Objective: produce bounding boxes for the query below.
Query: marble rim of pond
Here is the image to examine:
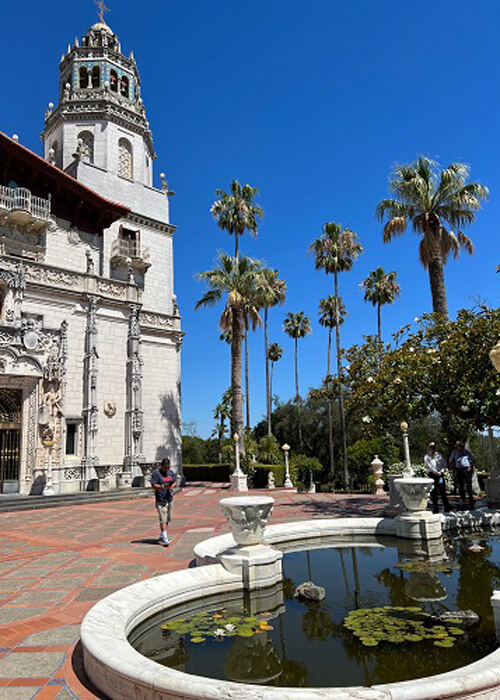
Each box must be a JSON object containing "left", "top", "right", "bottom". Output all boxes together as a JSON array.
[{"left": 81, "top": 515, "right": 500, "bottom": 700}]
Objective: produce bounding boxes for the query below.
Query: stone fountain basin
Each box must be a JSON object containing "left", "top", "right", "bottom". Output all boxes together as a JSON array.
[{"left": 81, "top": 516, "right": 500, "bottom": 700}]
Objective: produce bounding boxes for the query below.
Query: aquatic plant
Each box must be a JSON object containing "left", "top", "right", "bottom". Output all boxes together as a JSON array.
[
  {"left": 343, "top": 605, "right": 466, "bottom": 648},
  {"left": 160, "top": 608, "right": 275, "bottom": 644},
  {"left": 396, "top": 560, "right": 459, "bottom": 574}
]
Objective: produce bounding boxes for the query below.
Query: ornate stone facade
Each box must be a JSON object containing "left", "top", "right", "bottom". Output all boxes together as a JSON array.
[{"left": 0, "top": 16, "right": 182, "bottom": 495}]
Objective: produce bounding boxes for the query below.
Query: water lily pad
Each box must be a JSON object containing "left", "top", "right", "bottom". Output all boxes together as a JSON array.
[
  {"left": 434, "top": 639, "right": 455, "bottom": 647},
  {"left": 190, "top": 636, "right": 206, "bottom": 643},
  {"left": 238, "top": 628, "right": 255, "bottom": 637},
  {"left": 448, "top": 627, "right": 465, "bottom": 635}
]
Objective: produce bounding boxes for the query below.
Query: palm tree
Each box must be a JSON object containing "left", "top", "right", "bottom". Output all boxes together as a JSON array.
[
  {"left": 376, "top": 157, "right": 488, "bottom": 318},
  {"left": 360, "top": 267, "right": 400, "bottom": 343},
  {"left": 309, "top": 222, "right": 363, "bottom": 487},
  {"left": 318, "top": 295, "right": 347, "bottom": 376},
  {"left": 267, "top": 342, "right": 283, "bottom": 428},
  {"left": 211, "top": 387, "right": 232, "bottom": 462},
  {"left": 256, "top": 268, "right": 287, "bottom": 435},
  {"left": 283, "top": 311, "right": 311, "bottom": 448},
  {"left": 318, "top": 295, "right": 346, "bottom": 478},
  {"left": 196, "top": 253, "right": 264, "bottom": 452},
  {"left": 210, "top": 180, "right": 264, "bottom": 261}
]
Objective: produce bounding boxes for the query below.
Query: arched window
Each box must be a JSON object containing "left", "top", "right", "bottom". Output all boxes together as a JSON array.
[
  {"left": 120, "top": 75, "right": 129, "bottom": 98},
  {"left": 79, "top": 67, "right": 89, "bottom": 89},
  {"left": 118, "top": 138, "right": 133, "bottom": 179},
  {"left": 78, "top": 131, "right": 94, "bottom": 164},
  {"left": 91, "top": 66, "right": 100, "bottom": 88},
  {"left": 110, "top": 69, "right": 118, "bottom": 93}
]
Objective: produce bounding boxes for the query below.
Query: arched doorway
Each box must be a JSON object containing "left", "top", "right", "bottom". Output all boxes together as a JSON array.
[{"left": 0, "top": 388, "right": 21, "bottom": 491}]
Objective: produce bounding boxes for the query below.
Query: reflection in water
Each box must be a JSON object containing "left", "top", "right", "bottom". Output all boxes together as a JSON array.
[
  {"left": 131, "top": 534, "right": 500, "bottom": 688},
  {"left": 225, "top": 631, "right": 282, "bottom": 683}
]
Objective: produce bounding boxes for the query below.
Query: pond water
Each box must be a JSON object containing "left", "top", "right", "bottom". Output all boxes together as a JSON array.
[{"left": 129, "top": 535, "right": 500, "bottom": 688}]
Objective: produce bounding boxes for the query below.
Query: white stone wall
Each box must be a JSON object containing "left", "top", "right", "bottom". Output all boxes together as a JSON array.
[
  {"left": 141, "top": 334, "right": 181, "bottom": 472},
  {"left": 94, "top": 307, "right": 128, "bottom": 463},
  {"left": 43, "top": 218, "right": 101, "bottom": 274}
]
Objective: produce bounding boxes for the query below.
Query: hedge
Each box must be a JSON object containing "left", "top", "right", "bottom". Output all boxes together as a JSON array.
[
  {"left": 251, "top": 464, "right": 285, "bottom": 488},
  {"left": 182, "top": 464, "right": 231, "bottom": 482}
]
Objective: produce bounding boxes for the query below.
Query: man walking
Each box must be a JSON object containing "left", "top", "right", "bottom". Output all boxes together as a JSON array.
[
  {"left": 150, "top": 457, "right": 177, "bottom": 546},
  {"left": 424, "top": 442, "right": 450, "bottom": 513},
  {"left": 448, "top": 441, "right": 475, "bottom": 510}
]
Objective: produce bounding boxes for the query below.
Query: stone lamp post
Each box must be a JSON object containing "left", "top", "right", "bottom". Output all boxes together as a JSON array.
[
  {"left": 282, "top": 443, "right": 294, "bottom": 489},
  {"left": 230, "top": 433, "right": 248, "bottom": 492},
  {"left": 400, "top": 421, "right": 413, "bottom": 477}
]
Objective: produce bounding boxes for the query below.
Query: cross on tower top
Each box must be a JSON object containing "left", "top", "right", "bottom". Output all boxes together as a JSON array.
[{"left": 94, "top": 0, "right": 110, "bottom": 24}]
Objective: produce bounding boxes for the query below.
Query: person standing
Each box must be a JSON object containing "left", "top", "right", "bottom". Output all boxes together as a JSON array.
[
  {"left": 150, "top": 457, "right": 177, "bottom": 546},
  {"left": 424, "top": 442, "right": 450, "bottom": 513},
  {"left": 448, "top": 441, "right": 475, "bottom": 510}
]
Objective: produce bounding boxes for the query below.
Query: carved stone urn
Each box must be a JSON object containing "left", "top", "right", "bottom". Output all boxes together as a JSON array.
[
  {"left": 394, "top": 477, "right": 434, "bottom": 513},
  {"left": 220, "top": 496, "right": 274, "bottom": 546}
]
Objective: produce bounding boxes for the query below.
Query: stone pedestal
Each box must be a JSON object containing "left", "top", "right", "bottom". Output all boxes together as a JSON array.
[
  {"left": 395, "top": 511, "right": 442, "bottom": 540},
  {"left": 219, "top": 496, "right": 282, "bottom": 590},
  {"left": 117, "top": 471, "right": 133, "bottom": 489},
  {"left": 230, "top": 470, "right": 248, "bottom": 491},
  {"left": 220, "top": 544, "right": 283, "bottom": 590},
  {"left": 388, "top": 474, "right": 404, "bottom": 508},
  {"left": 491, "top": 590, "right": 500, "bottom": 642},
  {"left": 485, "top": 475, "right": 500, "bottom": 507}
]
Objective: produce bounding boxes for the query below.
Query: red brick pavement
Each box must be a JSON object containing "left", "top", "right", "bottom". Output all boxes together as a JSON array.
[{"left": 0, "top": 485, "right": 389, "bottom": 698}]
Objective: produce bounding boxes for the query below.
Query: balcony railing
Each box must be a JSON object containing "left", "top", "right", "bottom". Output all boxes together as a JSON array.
[
  {"left": 0, "top": 186, "right": 51, "bottom": 222},
  {"left": 110, "top": 237, "right": 151, "bottom": 274}
]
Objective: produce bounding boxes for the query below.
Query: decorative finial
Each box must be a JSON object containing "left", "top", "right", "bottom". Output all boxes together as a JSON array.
[{"left": 94, "top": 0, "right": 110, "bottom": 23}]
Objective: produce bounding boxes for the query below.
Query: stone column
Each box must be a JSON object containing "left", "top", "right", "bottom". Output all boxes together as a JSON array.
[
  {"left": 124, "top": 304, "right": 144, "bottom": 482},
  {"left": 82, "top": 295, "right": 99, "bottom": 484}
]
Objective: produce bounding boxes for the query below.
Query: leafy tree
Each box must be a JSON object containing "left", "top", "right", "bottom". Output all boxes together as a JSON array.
[
  {"left": 360, "top": 267, "right": 400, "bottom": 343},
  {"left": 318, "top": 295, "right": 346, "bottom": 478},
  {"left": 196, "top": 254, "right": 265, "bottom": 453},
  {"left": 255, "top": 268, "right": 287, "bottom": 435},
  {"left": 309, "top": 222, "right": 363, "bottom": 487},
  {"left": 210, "top": 179, "right": 263, "bottom": 261},
  {"left": 343, "top": 306, "right": 500, "bottom": 452},
  {"left": 283, "top": 311, "right": 311, "bottom": 448},
  {"left": 376, "top": 157, "right": 488, "bottom": 318},
  {"left": 257, "top": 434, "right": 283, "bottom": 464}
]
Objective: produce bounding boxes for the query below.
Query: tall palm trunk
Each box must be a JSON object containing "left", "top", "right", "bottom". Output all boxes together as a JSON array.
[
  {"left": 234, "top": 232, "right": 239, "bottom": 262},
  {"left": 244, "top": 325, "right": 250, "bottom": 430},
  {"left": 264, "top": 308, "right": 271, "bottom": 435},
  {"left": 231, "top": 307, "right": 244, "bottom": 453},
  {"left": 427, "top": 224, "right": 449, "bottom": 318},
  {"left": 270, "top": 361, "right": 275, "bottom": 418},
  {"left": 334, "top": 272, "right": 349, "bottom": 487},
  {"left": 377, "top": 303, "right": 382, "bottom": 344},
  {"left": 294, "top": 337, "right": 303, "bottom": 449},
  {"left": 428, "top": 257, "right": 449, "bottom": 318},
  {"left": 327, "top": 327, "right": 335, "bottom": 479}
]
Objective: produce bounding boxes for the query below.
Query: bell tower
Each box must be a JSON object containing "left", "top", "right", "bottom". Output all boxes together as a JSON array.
[{"left": 41, "top": 16, "right": 155, "bottom": 193}]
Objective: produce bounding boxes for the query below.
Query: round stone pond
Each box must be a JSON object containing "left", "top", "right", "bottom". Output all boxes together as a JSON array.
[
  {"left": 81, "top": 514, "right": 500, "bottom": 699},
  {"left": 129, "top": 535, "right": 500, "bottom": 689}
]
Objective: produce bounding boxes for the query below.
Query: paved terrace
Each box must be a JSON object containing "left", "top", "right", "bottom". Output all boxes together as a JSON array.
[{"left": 0, "top": 485, "right": 392, "bottom": 699}]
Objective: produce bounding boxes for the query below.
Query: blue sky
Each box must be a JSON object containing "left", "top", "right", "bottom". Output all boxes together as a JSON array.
[{"left": 2, "top": 0, "right": 498, "bottom": 437}]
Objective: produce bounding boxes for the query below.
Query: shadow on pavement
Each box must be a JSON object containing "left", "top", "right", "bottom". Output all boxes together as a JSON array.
[{"left": 72, "top": 640, "right": 110, "bottom": 699}]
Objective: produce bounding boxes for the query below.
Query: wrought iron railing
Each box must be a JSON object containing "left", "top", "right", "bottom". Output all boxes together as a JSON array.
[{"left": 0, "top": 186, "right": 51, "bottom": 221}]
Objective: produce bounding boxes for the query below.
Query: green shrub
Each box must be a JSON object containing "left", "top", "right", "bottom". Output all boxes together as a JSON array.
[
  {"left": 182, "top": 464, "right": 231, "bottom": 482},
  {"left": 347, "top": 436, "right": 399, "bottom": 487},
  {"left": 290, "top": 454, "right": 323, "bottom": 484},
  {"left": 252, "top": 464, "right": 285, "bottom": 488}
]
